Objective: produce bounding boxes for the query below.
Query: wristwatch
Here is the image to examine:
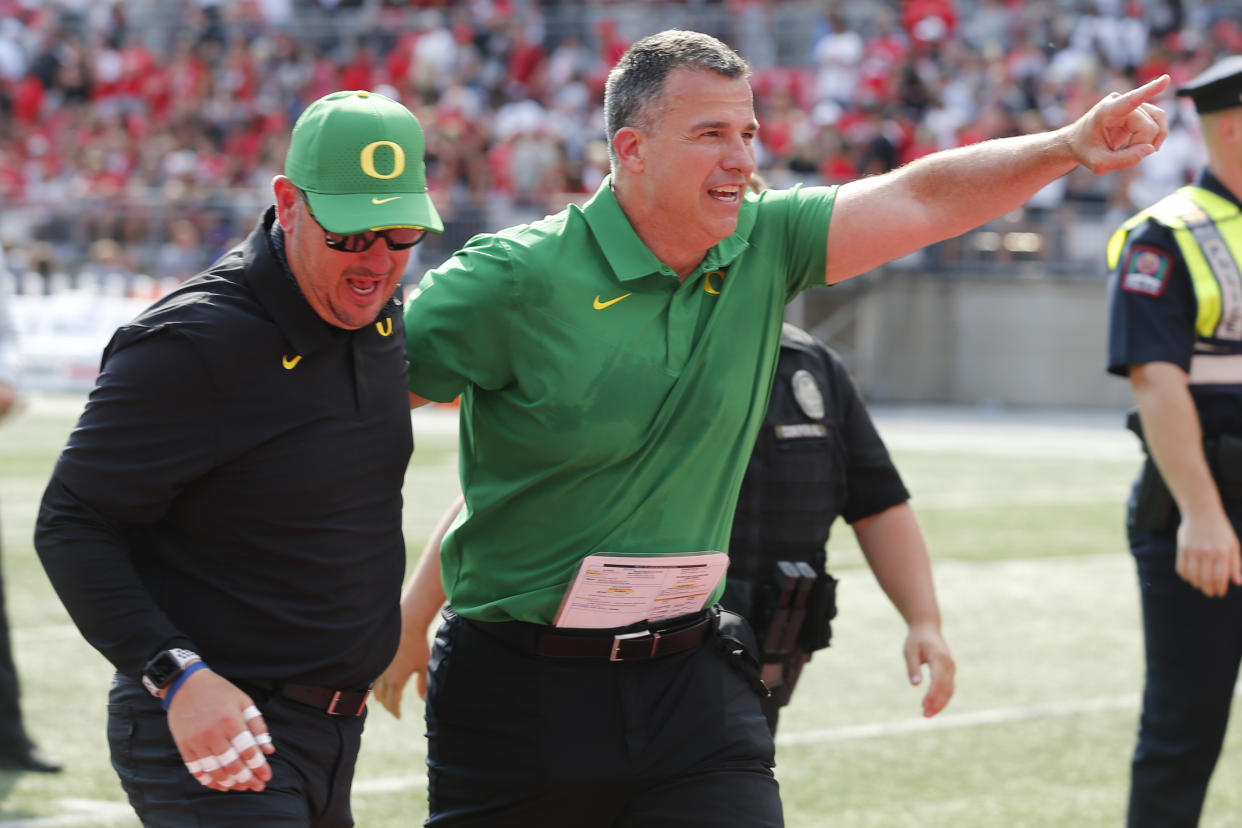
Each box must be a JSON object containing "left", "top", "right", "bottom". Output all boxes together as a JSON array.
[{"left": 141, "top": 648, "right": 201, "bottom": 698}]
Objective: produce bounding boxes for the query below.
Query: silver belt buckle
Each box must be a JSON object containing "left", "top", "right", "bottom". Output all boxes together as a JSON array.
[{"left": 609, "top": 630, "right": 660, "bottom": 661}]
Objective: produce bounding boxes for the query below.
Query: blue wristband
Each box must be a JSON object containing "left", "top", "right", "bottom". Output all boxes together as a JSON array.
[{"left": 161, "top": 661, "right": 209, "bottom": 711}]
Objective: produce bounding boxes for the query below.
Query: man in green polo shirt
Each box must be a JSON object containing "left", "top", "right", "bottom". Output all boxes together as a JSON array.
[{"left": 388, "top": 29, "right": 1169, "bottom": 827}]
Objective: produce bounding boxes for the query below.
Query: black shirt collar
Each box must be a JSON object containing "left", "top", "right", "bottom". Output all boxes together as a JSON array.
[{"left": 245, "top": 206, "right": 340, "bottom": 357}]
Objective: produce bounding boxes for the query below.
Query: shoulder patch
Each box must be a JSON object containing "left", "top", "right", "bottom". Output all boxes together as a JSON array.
[{"left": 1120, "top": 246, "right": 1171, "bottom": 297}]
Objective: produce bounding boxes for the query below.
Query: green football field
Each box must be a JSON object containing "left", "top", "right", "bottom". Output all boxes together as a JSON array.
[{"left": 3, "top": 396, "right": 1242, "bottom": 826}]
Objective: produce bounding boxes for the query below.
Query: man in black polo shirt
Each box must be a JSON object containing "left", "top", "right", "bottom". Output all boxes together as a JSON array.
[{"left": 35, "top": 90, "right": 441, "bottom": 826}]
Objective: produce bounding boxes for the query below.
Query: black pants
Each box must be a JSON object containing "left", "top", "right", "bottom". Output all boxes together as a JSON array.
[
  {"left": 1128, "top": 524, "right": 1242, "bottom": 828},
  {"left": 425, "top": 607, "right": 782, "bottom": 827},
  {"left": 107, "top": 674, "right": 365, "bottom": 827}
]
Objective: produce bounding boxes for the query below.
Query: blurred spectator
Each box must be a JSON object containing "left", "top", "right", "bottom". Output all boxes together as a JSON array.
[
  {"left": 903, "top": 0, "right": 958, "bottom": 48},
  {"left": 79, "top": 238, "right": 137, "bottom": 295},
  {"left": 810, "top": 9, "right": 863, "bottom": 107},
  {"left": 1, "top": 0, "right": 1240, "bottom": 289},
  {"left": 154, "top": 218, "right": 207, "bottom": 283}
]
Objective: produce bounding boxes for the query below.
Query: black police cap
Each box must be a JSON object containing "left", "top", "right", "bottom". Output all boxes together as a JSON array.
[{"left": 1176, "top": 55, "right": 1242, "bottom": 114}]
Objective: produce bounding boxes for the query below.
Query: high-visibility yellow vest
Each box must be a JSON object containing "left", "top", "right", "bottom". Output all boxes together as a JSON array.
[{"left": 1107, "top": 185, "right": 1242, "bottom": 385}]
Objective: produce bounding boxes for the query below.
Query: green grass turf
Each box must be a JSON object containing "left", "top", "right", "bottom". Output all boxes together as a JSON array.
[{"left": 4, "top": 397, "right": 1242, "bottom": 826}]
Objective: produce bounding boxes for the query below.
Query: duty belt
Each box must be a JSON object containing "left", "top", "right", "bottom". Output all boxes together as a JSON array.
[{"left": 465, "top": 608, "right": 716, "bottom": 662}]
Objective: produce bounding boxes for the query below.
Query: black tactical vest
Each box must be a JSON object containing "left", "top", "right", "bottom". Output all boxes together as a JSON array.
[{"left": 724, "top": 325, "right": 843, "bottom": 619}]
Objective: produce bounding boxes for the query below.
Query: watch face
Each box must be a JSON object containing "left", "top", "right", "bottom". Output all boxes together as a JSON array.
[
  {"left": 144, "top": 651, "right": 182, "bottom": 689},
  {"left": 142, "top": 648, "right": 197, "bottom": 692}
]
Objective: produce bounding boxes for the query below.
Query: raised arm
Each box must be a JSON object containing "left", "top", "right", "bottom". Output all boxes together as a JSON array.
[{"left": 824, "top": 75, "right": 1170, "bottom": 284}]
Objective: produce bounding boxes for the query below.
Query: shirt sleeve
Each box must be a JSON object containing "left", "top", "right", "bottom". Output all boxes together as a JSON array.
[
  {"left": 1106, "top": 221, "right": 1197, "bottom": 377},
  {"left": 752, "top": 185, "right": 837, "bottom": 302},
  {"left": 826, "top": 345, "right": 910, "bottom": 524},
  {"left": 404, "top": 234, "right": 516, "bottom": 402},
  {"left": 35, "top": 327, "right": 217, "bottom": 676},
  {"left": 784, "top": 185, "right": 836, "bottom": 301}
]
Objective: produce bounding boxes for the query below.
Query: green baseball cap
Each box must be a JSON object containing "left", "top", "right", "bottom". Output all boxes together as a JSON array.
[{"left": 284, "top": 90, "right": 443, "bottom": 235}]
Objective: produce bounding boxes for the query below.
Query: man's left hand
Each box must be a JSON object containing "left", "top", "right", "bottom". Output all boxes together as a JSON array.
[
  {"left": 166, "top": 669, "right": 276, "bottom": 793},
  {"left": 374, "top": 631, "right": 432, "bottom": 719},
  {"left": 905, "top": 622, "right": 955, "bottom": 718}
]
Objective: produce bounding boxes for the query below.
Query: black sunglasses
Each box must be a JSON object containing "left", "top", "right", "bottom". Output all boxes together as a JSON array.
[{"left": 299, "top": 190, "right": 427, "bottom": 252}]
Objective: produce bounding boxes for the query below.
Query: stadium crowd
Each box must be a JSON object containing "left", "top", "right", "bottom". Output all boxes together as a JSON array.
[{"left": 0, "top": 0, "right": 1239, "bottom": 293}]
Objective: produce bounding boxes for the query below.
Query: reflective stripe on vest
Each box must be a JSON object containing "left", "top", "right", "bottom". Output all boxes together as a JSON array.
[{"left": 1106, "top": 186, "right": 1242, "bottom": 348}]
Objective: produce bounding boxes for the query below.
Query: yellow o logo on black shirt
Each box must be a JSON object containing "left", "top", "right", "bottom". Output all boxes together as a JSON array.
[{"left": 360, "top": 141, "right": 406, "bottom": 180}]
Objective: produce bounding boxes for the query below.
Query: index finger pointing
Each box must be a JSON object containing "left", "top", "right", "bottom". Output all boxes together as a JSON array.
[{"left": 1116, "top": 74, "right": 1171, "bottom": 109}]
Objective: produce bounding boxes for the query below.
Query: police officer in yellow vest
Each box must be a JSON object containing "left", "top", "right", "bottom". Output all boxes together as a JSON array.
[{"left": 1106, "top": 55, "right": 1242, "bottom": 828}]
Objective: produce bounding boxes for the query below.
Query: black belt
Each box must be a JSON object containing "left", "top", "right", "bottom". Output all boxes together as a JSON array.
[
  {"left": 466, "top": 608, "right": 716, "bottom": 662},
  {"left": 237, "top": 679, "right": 371, "bottom": 717}
]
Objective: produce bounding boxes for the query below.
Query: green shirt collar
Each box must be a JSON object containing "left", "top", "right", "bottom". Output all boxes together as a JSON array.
[{"left": 582, "top": 175, "right": 754, "bottom": 283}]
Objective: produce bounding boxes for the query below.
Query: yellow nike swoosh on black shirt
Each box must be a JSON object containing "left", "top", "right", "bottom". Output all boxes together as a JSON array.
[{"left": 282, "top": 355, "right": 302, "bottom": 370}]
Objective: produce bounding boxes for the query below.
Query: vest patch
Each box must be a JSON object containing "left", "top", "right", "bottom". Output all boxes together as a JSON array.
[{"left": 1121, "top": 246, "right": 1171, "bottom": 296}]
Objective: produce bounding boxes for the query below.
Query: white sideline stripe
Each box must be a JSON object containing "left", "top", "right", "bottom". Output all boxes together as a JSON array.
[
  {"left": 351, "top": 696, "right": 1147, "bottom": 796},
  {"left": 353, "top": 775, "right": 428, "bottom": 794},
  {"left": 776, "top": 694, "right": 1141, "bottom": 747},
  {"left": 0, "top": 693, "right": 1196, "bottom": 822},
  {"left": 0, "top": 798, "right": 135, "bottom": 826}
]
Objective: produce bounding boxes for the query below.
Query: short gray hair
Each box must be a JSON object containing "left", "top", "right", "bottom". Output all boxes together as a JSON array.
[{"left": 603, "top": 30, "right": 750, "bottom": 167}]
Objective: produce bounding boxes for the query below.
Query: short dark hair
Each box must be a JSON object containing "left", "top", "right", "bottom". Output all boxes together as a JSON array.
[{"left": 603, "top": 30, "right": 750, "bottom": 167}]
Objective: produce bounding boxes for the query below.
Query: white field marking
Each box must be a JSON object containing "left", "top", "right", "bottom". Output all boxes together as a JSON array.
[
  {"left": 0, "top": 798, "right": 136, "bottom": 827},
  {"left": 406, "top": 402, "right": 1143, "bottom": 460},
  {"left": 913, "top": 486, "right": 1124, "bottom": 510},
  {"left": 352, "top": 694, "right": 1146, "bottom": 794},
  {"left": 410, "top": 405, "right": 460, "bottom": 437},
  {"left": 21, "top": 394, "right": 88, "bottom": 419},
  {"left": 776, "top": 693, "right": 1141, "bottom": 747},
  {"left": 352, "top": 775, "right": 427, "bottom": 795},
  {"left": 27, "top": 396, "right": 1135, "bottom": 457},
  {"left": 870, "top": 406, "right": 1140, "bottom": 461}
]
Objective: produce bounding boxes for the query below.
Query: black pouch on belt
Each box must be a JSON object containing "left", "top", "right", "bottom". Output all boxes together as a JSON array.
[
  {"left": 1210, "top": 434, "right": 1242, "bottom": 504},
  {"left": 1131, "top": 457, "right": 1176, "bottom": 533},
  {"left": 714, "top": 607, "right": 770, "bottom": 698},
  {"left": 1126, "top": 410, "right": 1176, "bottom": 533},
  {"left": 798, "top": 571, "right": 839, "bottom": 653}
]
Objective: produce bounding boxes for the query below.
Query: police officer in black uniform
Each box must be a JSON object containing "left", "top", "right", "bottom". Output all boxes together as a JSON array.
[
  {"left": 1105, "top": 55, "right": 1242, "bottom": 828},
  {"left": 721, "top": 322, "right": 955, "bottom": 733},
  {"left": 34, "top": 90, "right": 442, "bottom": 826}
]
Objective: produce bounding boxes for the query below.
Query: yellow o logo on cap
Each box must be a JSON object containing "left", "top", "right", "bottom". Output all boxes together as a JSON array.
[{"left": 360, "top": 141, "right": 406, "bottom": 180}]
